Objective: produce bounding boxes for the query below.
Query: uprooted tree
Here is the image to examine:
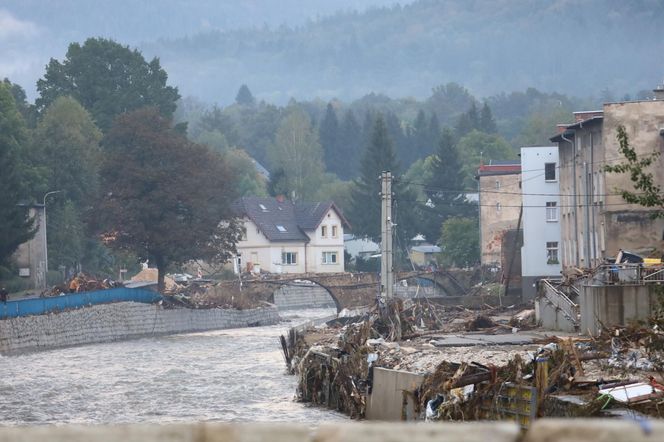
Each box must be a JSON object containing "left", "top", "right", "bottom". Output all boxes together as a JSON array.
[
  {"left": 96, "top": 107, "right": 243, "bottom": 291},
  {"left": 604, "top": 125, "right": 664, "bottom": 218}
]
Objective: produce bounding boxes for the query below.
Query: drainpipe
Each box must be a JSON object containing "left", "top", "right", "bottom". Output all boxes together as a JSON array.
[
  {"left": 590, "top": 131, "right": 597, "bottom": 265},
  {"left": 561, "top": 130, "right": 579, "bottom": 267},
  {"left": 583, "top": 160, "right": 592, "bottom": 267}
]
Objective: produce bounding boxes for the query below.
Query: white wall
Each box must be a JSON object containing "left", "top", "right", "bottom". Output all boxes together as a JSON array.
[
  {"left": 521, "top": 146, "right": 562, "bottom": 278},
  {"left": 306, "top": 208, "right": 345, "bottom": 273}
]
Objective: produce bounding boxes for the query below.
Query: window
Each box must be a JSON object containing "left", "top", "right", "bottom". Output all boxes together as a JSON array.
[
  {"left": 495, "top": 180, "right": 501, "bottom": 190},
  {"left": 321, "top": 225, "right": 327, "bottom": 237},
  {"left": 496, "top": 202, "right": 501, "bottom": 213},
  {"left": 282, "top": 252, "right": 297, "bottom": 265},
  {"left": 547, "top": 242, "right": 559, "bottom": 264},
  {"left": 546, "top": 202, "right": 558, "bottom": 222},
  {"left": 332, "top": 225, "right": 338, "bottom": 237},
  {"left": 276, "top": 225, "right": 287, "bottom": 232},
  {"left": 545, "top": 163, "right": 556, "bottom": 181},
  {"left": 322, "top": 251, "right": 338, "bottom": 264}
]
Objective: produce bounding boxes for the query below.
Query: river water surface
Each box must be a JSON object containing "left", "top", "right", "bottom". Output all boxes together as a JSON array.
[{"left": 0, "top": 308, "right": 346, "bottom": 425}]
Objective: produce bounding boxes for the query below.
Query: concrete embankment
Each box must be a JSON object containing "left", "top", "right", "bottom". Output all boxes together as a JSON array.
[
  {"left": 272, "top": 282, "right": 337, "bottom": 310},
  {"left": 0, "top": 302, "right": 279, "bottom": 355},
  {"left": 0, "top": 420, "right": 661, "bottom": 442}
]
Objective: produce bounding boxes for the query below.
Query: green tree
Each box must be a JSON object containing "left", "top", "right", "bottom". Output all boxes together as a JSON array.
[
  {"left": 97, "top": 107, "right": 243, "bottom": 291},
  {"left": 440, "top": 217, "right": 479, "bottom": 267},
  {"left": 32, "top": 96, "right": 103, "bottom": 272},
  {"left": 0, "top": 83, "right": 36, "bottom": 266},
  {"left": 268, "top": 107, "right": 324, "bottom": 201},
  {"left": 319, "top": 103, "right": 341, "bottom": 176},
  {"left": 605, "top": 125, "right": 664, "bottom": 217},
  {"left": 235, "top": 84, "right": 256, "bottom": 106},
  {"left": 36, "top": 38, "right": 180, "bottom": 131},
  {"left": 479, "top": 102, "right": 497, "bottom": 133},
  {"left": 349, "top": 115, "right": 417, "bottom": 243},
  {"left": 3, "top": 78, "right": 36, "bottom": 126},
  {"left": 455, "top": 102, "right": 480, "bottom": 138},
  {"left": 223, "top": 148, "right": 268, "bottom": 197},
  {"left": 418, "top": 128, "right": 475, "bottom": 242},
  {"left": 338, "top": 109, "right": 362, "bottom": 179},
  {"left": 456, "top": 130, "right": 516, "bottom": 188}
]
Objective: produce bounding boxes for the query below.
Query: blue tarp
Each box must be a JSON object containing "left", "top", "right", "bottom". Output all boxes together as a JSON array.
[{"left": 0, "top": 288, "right": 162, "bottom": 320}]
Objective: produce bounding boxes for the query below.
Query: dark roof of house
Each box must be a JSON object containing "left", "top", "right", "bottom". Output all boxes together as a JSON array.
[{"left": 232, "top": 197, "right": 350, "bottom": 243}]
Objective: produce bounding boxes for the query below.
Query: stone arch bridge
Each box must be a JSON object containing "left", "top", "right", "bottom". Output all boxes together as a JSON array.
[{"left": 220, "top": 269, "right": 480, "bottom": 312}]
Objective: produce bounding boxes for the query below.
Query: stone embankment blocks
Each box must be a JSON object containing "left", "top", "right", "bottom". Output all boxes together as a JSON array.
[
  {"left": 0, "top": 420, "right": 662, "bottom": 442},
  {"left": 0, "top": 302, "right": 279, "bottom": 355}
]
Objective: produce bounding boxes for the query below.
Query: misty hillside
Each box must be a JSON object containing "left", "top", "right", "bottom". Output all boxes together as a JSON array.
[{"left": 140, "top": 0, "right": 664, "bottom": 104}]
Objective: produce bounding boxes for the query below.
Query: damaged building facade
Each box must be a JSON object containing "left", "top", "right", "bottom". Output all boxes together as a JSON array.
[
  {"left": 550, "top": 97, "right": 664, "bottom": 269},
  {"left": 476, "top": 162, "right": 522, "bottom": 268},
  {"left": 539, "top": 86, "right": 664, "bottom": 334}
]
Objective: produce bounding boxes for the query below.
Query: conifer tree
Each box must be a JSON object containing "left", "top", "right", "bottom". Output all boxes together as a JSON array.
[
  {"left": 319, "top": 103, "right": 341, "bottom": 176},
  {"left": 235, "top": 84, "right": 255, "bottom": 106},
  {"left": 338, "top": 109, "right": 362, "bottom": 179},
  {"left": 418, "top": 128, "right": 475, "bottom": 243},
  {"left": 479, "top": 102, "right": 497, "bottom": 133},
  {"left": 349, "top": 115, "right": 417, "bottom": 243}
]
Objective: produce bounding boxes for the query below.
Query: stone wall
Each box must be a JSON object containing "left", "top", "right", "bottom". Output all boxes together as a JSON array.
[
  {"left": 272, "top": 282, "right": 336, "bottom": 310},
  {"left": 0, "top": 302, "right": 279, "bottom": 355},
  {"left": 0, "top": 420, "right": 661, "bottom": 442}
]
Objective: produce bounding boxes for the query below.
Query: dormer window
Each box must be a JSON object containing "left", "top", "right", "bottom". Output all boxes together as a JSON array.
[
  {"left": 276, "top": 225, "right": 287, "bottom": 232},
  {"left": 259, "top": 204, "right": 268, "bottom": 212}
]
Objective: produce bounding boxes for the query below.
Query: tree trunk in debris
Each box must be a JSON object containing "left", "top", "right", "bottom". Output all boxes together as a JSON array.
[{"left": 156, "top": 255, "right": 166, "bottom": 293}]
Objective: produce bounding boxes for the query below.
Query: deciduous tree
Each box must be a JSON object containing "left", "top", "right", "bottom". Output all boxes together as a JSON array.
[
  {"left": 440, "top": 217, "right": 479, "bottom": 268},
  {"left": 97, "top": 108, "right": 242, "bottom": 291},
  {"left": 37, "top": 38, "right": 180, "bottom": 131}
]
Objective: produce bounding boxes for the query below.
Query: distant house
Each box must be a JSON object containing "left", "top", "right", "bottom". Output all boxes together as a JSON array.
[
  {"left": 409, "top": 244, "right": 441, "bottom": 268},
  {"left": 344, "top": 234, "right": 380, "bottom": 262},
  {"left": 231, "top": 196, "right": 350, "bottom": 274}
]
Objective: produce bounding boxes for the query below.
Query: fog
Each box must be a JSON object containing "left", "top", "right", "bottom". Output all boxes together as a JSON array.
[{"left": 1, "top": 0, "right": 663, "bottom": 104}]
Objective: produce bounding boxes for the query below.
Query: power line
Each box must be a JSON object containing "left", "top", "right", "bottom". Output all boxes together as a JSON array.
[{"left": 400, "top": 179, "right": 656, "bottom": 198}]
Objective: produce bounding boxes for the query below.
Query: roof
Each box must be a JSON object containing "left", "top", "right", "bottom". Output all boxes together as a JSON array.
[
  {"left": 411, "top": 245, "right": 442, "bottom": 254},
  {"left": 232, "top": 196, "right": 350, "bottom": 243},
  {"left": 476, "top": 162, "right": 521, "bottom": 177},
  {"left": 550, "top": 116, "right": 604, "bottom": 142}
]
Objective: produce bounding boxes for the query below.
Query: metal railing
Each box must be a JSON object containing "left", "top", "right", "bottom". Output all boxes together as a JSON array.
[
  {"left": 0, "top": 288, "right": 162, "bottom": 320},
  {"left": 540, "top": 279, "right": 580, "bottom": 327},
  {"left": 591, "top": 263, "right": 664, "bottom": 286}
]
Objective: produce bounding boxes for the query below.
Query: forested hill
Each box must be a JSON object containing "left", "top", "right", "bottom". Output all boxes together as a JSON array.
[{"left": 142, "top": 0, "right": 664, "bottom": 104}]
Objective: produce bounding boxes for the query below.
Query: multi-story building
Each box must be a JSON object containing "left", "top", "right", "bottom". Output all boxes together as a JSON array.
[
  {"left": 231, "top": 196, "right": 349, "bottom": 274},
  {"left": 476, "top": 162, "right": 522, "bottom": 267},
  {"left": 520, "top": 146, "right": 561, "bottom": 299},
  {"left": 550, "top": 90, "right": 664, "bottom": 269}
]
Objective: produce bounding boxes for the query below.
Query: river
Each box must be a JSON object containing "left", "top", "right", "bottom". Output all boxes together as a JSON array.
[{"left": 0, "top": 308, "right": 346, "bottom": 425}]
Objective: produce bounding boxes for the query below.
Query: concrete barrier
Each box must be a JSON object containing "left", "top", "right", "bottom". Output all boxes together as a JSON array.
[
  {"left": 0, "top": 302, "right": 279, "bottom": 355},
  {"left": 1, "top": 420, "right": 662, "bottom": 442}
]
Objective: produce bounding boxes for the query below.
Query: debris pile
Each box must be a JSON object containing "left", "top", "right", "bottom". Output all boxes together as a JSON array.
[
  {"left": 283, "top": 297, "right": 664, "bottom": 424},
  {"left": 40, "top": 273, "right": 123, "bottom": 297}
]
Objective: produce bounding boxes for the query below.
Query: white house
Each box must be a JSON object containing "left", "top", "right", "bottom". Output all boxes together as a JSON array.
[
  {"left": 520, "top": 146, "right": 562, "bottom": 299},
  {"left": 232, "top": 196, "right": 349, "bottom": 274}
]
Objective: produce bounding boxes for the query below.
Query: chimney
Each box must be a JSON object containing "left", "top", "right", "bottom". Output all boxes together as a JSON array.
[{"left": 654, "top": 82, "right": 664, "bottom": 101}]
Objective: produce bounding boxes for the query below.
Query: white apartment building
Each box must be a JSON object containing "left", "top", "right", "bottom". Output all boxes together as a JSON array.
[{"left": 520, "top": 146, "right": 562, "bottom": 299}]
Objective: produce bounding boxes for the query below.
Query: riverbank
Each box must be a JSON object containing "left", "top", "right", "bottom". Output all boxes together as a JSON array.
[{"left": 0, "top": 301, "right": 279, "bottom": 355}]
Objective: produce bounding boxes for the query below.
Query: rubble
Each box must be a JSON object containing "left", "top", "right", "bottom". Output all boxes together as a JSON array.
[
  {"left": 40, "top": 273, "right": 123, "bottom": 297},
  {"left": 282, "top": 296, "right": 664, "bottom": 424}
]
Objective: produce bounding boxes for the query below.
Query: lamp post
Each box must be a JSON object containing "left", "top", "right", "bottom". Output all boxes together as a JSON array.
[{"left": 42, "top": 190, "right": 62, "bottom": 277}]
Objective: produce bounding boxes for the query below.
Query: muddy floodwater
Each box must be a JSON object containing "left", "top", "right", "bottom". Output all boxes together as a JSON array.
[{"left": 0, "top": 308, "right": 346, "bottom": 425}]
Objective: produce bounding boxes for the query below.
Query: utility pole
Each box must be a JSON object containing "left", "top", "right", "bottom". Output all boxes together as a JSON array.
[{"left": 380, "top": 171, "right": 394, "bottom": 299}]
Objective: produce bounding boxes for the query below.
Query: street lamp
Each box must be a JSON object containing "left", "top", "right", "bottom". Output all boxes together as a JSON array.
[{"left": 42, "top": 190, "right": 63, "bottom": 277}]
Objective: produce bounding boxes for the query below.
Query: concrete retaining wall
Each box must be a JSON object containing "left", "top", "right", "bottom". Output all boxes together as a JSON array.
[
  {"left": 580, "top": 285, "right": 655, "bottom": 336},
  {"left": 1, "top": 420, "right": 661, "bottom": 442},
  {"left": 273, "top": 283, "right": 336, "bottom": 310},
  {"left": 0, "top": 302, "right": 279, "bottom": 355}
]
